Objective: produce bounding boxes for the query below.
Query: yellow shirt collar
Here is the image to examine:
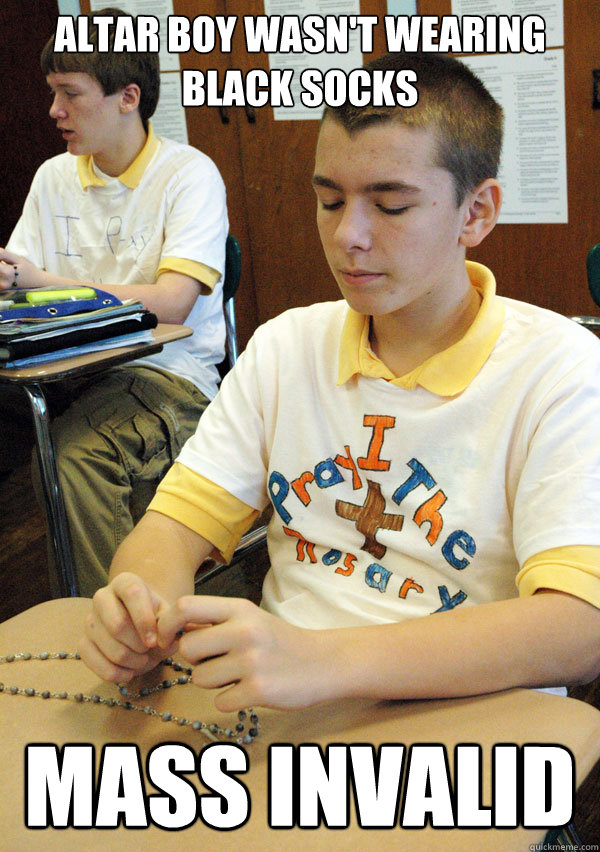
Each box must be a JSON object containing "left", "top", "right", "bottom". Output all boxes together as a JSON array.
[
  {"left": 76, "top": 123, "right": 159, "bottom": 190},
  {"left": 337, "top": 261, "right": 506, "bottom": 397}
]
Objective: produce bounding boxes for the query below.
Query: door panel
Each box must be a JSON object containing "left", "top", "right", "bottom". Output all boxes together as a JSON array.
[
  {"left": 1, "top": 0, "right": 64, "bottom": 247},
  {"left": 174, "top": 0, "right": 259, "bottom": 350},
  {"left": 419, "top": 0, "right": 600, "bottom": 316}
]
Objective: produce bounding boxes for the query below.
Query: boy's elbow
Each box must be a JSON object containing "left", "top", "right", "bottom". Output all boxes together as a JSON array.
[
  {"left": 565, "top": 603, "right": 600, "bottom": 686},
  {"left": 535, "top": 590, "right": 600, "bottom": 687},
  {"left": 154, "top": 294, "right": 196, "bottom": 325},
  {"left": 163, "top": 305, "right": 194, "bottom": 325},
  {"left": 573, "top": 646, "right": 600, "bottom": 686}
]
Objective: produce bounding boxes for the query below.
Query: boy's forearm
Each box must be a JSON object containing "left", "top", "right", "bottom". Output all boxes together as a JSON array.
[
  {"left": 108, "top": 510, "right": 213, "bottom": 604},
  {"left": 319, "top": 592, "right": 600, "bottom": 703},
  {"left": 31, "top": 269, "right": 201, "bottom": 324}
]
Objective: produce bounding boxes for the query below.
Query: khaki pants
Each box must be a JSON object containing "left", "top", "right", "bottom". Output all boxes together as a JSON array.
[{"left": 0, "top": 365, "right": 209, "bottom": 597}]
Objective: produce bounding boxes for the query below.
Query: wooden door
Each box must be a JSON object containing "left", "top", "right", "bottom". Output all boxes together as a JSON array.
[
  {"left": 418, "top": 0, "right": 600, "bottom": 317},
  {"left": 173, "top": 0, "right": 260, "bottom": 351},
  {"left": 1, "top": 0, "right": 63, "bottom": 247}
]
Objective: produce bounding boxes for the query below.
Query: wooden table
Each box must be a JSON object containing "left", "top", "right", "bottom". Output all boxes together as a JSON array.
[
  {"left": 2, "top": 598, "right": 599, "bottom": 852},
  {"left": 0, "top": 325, "right": 192, "bottom": 597}
]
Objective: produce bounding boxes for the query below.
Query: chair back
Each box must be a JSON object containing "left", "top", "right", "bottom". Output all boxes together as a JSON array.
[
  {"left": 222, "top": 234, "right": 242, "bottom": 375},
  {"left": 587, "top": 242, "right": 600, "bottom": 307},
  {"left": 570, "top": 243, "right": 600, "bottom": 331}
]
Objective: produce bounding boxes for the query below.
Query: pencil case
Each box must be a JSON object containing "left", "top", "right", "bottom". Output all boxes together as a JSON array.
[{"left": 0, "top": 287, "right": 121, "bottom": 321}]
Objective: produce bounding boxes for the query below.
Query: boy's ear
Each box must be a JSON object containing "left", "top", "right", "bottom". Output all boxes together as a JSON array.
[
  {"left": 459, "top": 179, "right": 502, "bottom": 248},
  {"left": 119, "top": 83, "right": 141, "bottom": 115}
]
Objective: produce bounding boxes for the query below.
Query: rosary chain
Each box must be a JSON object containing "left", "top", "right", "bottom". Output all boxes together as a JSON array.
[{"left": 0, "top": 652, "right": 260, "bottom": 745}]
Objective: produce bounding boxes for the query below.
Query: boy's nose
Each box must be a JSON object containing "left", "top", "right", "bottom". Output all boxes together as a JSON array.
[
  {"left": 49, "top": 96, "right": 66, "bottom": 120},
  {"left": 334, "top": 204, "right": 372, "bottom": 252}
]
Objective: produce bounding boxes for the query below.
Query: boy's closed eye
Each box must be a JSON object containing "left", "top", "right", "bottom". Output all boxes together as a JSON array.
[
  {"left": 375, "top": 203, "right": 410, "bottom": 215},
  {"left": 320, "top": 199, "right": 344, "bottom": 211}
]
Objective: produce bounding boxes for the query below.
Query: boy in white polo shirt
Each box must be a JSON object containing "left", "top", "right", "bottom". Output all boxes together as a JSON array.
[
  {"left": 0, "top": 8, "right": 228, "bottom": 596},
  {"left": 80, "top": 52, "right": 600, "bottom": 710}
]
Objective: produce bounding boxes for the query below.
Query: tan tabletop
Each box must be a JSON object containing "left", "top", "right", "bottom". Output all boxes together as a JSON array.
[{"left": 2, "top": 598, "right": 600, "bottom": 852}]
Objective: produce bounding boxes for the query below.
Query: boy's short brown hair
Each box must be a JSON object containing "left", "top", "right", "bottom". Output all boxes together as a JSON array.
[
  {"left": 323, "top": 52, "right": 503, "bottom": 206},
  {"left": 41, "top": 7, "right": 159, "bottom": 126}
]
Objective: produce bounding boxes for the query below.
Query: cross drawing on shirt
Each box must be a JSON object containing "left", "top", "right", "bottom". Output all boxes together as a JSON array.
[{"left": 336, "top": 480, "right": 404, "bottom": 559}]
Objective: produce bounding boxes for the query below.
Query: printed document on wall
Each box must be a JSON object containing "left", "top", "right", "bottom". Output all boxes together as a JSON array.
[
  {"left": 263, "top": 0, "right": 363, "bottom": 120},
  {"left": 151, "top": 74, "right": 189, "bottom": 145},
  {"left": 451, "top": 0, "right": 563, "bottom": 47},
  {"left": 89, "top": 0, "right": 179, "bottom": 71},
  {"left": 462, "top": 51, "right": 568, "bottom": 224}
]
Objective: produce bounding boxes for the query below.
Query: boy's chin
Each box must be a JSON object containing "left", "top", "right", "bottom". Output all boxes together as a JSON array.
[
  {"left": 340, "top": 291, "right": 401, "bottom": 318},
  {"left": 65, "top": 137, "right": 87, "bottom": 156}
]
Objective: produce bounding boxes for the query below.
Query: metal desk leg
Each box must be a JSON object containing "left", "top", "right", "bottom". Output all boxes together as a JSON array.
[{"left": 22, "top": 383, "right": 79, "bottom": 598}]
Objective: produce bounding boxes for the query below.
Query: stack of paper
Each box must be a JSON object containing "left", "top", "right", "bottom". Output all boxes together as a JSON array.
[{"left": 0, "top": 290, "right": 157, "bottom": 368}]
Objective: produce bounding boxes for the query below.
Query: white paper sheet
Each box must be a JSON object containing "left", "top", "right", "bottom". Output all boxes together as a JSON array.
[
  {"left": 387, "top": 0, "right": 417, "bottom": 13},
  {"left": 151, "top": 73, "right": 189, "bottom": 145},
  {"left": 263, "top": 0, "right": 363, "bottom": 120},
  {"left": 89, "top": 0, "right": 179, "bottom": 71},
  {"left": 451, "top": 0, "right": 563, "bottom": 48},
  {"left": 463, "top": 51, "right": 568, "bottom": 224}
]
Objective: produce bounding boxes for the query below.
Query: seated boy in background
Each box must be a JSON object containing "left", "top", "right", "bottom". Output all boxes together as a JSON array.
[
  {"left": 80, "top": 53, "right": 600, "bottom": 711},
  {"left": 0, "top": 8, "right": 228, "bottom": 596}
]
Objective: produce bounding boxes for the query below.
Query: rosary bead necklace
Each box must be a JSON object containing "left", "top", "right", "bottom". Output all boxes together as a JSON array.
[{"left": 0, "top": 651, "right": 260, "bottom": 745}]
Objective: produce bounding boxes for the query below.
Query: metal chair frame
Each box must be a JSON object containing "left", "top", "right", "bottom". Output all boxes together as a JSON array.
[
  {"left": 194, "top": 523, "right": 268, "bottom": 592},
  {"left": 222, "top": 234, "right": 242, "bottom": 373},
  {"left": 571, "top": 243, "right": 600, "bottom": 330}
]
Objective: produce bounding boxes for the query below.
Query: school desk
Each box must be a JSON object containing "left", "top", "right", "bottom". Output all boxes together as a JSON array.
[
  {"left": 0, "top": 324, "right": 192, "bottom": 598},
  {"left": 1, "top": 597, "right": 599, "bottom": 852}
]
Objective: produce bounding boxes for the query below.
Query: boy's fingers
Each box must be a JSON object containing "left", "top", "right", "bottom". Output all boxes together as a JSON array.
[
  {"left": 94, "top": 574, "right": 160, "bottom": 649},
  {"left": 115, "top": 575, "right": 163, "bottom": 647},
  {"left": 78, "top": 635, "right": 138, "bottom": 684},
  {"left": 92, "top": 590, "right": 148, "bottom": 654},
  {"left": 157, "top": 596, "right": 243, "bottom": 647},
  {"left": 85, "top": 609, "right": 159, "bottom": 671},
  {"left": 189, "top": 652, "right": 239, "bottom": 690},
  {"left": 213, "top": 681, "right": 255, "bottom": 714},
  {"left": 177, "top": 622, "right": 235, "bottom": 665}
]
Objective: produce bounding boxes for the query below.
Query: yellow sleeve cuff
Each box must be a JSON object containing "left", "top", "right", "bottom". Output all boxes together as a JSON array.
[
  {"left": 148, "top": 462, "right": 259, "bottom": 563},
  {"left": 516, "top": 545, "right": 600, "bottom": 608},
  {"left": 157, "top": 256, "right": 221, "bottom": 289}
]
